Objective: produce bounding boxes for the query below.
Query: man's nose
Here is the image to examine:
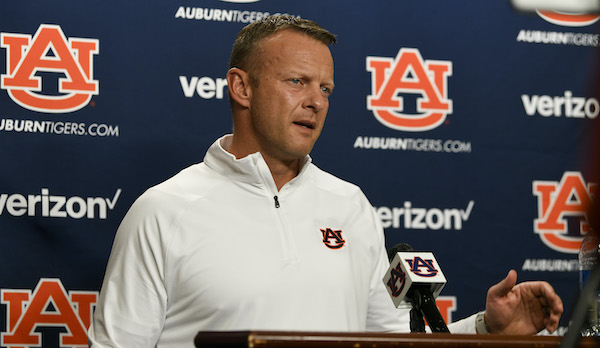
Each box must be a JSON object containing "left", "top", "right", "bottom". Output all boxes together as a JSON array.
[{"left": 304, "top": 86, "right": 327, "bottom": 113}]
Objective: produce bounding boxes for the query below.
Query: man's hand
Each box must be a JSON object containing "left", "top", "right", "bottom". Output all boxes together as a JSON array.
[{"left": 484, "top": 270, "right": 563, "bottom": 335}]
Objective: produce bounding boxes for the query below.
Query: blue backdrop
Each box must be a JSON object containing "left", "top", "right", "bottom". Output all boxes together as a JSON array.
[{"left": 1, "top": 1, "right": 599, "bottom": 347}]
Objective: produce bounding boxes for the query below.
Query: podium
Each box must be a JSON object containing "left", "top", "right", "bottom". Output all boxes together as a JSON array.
[{"left": 195, "top": 331, "right": 599, "bottom": 347}]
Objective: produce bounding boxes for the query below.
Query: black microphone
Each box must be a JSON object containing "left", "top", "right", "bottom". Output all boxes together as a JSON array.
[
  {"left": 387, "top": 242, "right": 413, "bottom": 263},
  {"left": 383, "top": 243, "right": 450, "bottom": 333}
]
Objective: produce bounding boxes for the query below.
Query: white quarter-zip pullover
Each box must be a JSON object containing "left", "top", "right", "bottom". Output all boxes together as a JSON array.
[{"left": 89, "top": 135, "right": 476, "bottom": 347}]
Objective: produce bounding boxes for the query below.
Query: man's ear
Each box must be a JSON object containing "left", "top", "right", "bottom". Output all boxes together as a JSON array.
[{"left": 226, "top": 68, "right": 252, "bottom": 108}]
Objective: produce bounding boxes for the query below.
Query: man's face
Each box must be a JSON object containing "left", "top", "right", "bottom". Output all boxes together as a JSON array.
[{"left": 246, "top": 30, "right": 334, "bottom": 162}]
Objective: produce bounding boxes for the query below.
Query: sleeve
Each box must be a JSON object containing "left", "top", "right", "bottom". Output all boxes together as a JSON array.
[
  {"left": 447, "top": 313, "right": 478, "bottom": 334},
  {"left": 88, "top": 189, "right": 172, "bottom": 347}
]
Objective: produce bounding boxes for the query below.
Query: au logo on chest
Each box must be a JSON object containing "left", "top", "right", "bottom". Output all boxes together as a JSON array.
[{"left": 320, "top": 228, "right": 346, "bottom": 249}]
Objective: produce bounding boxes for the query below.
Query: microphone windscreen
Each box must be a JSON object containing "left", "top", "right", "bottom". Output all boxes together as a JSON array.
[{"left": 387, "top": 243, "right": 414, "bottom": 262}]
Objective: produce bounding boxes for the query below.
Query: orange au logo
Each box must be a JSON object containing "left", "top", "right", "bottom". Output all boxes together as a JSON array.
[
  {"left": 320, "top": 228, "right": 346, "bottom": 249},
  {"left": 1, "top": 24, "right": 99, "bottom": 113},
  {"left": 536, "top": 10, "right": 600, "bottom": 27},
  {"left": 366, "top": 48, "right": 452, "bottom": 132},
  {"left": 1, "top": 278, "right": 97, "bottom": 348},
  {"left": 533, "top": 172, "right": 597, "bottom": 253}
]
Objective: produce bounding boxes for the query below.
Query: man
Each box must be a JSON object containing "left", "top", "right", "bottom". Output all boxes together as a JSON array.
[{"left": 88, "top": 15, "right": 563, "bottom": 347}]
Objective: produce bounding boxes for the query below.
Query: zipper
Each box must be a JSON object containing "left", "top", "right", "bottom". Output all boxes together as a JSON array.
[{"left": 270, "top": 193, "right": 296, "bottom": 261}]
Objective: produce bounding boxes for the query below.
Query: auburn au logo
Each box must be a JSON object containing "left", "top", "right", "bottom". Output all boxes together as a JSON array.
[
  {"left": 406, "top": 256, "right": 439, "bottom": 277},
  {"left": 386, "top": 263, "right": 406, "bottom": 297},
  {"left": 1, "top": 278, "right": 97, "bottom": 348},
  {"left": 321, "top": 228, "right": 346, "bottom": 249},
  {"left": 533, "top": 171, "right": 597, "bottom": 254},
  {"left": 366, "top": 48, "right": 452, "bottom": 132},
  {"left": 537, "top": 10, "right": 600, "bottom": 27},
  {"left": 1, "top": 24, "right": 99, "bottom": 113}
]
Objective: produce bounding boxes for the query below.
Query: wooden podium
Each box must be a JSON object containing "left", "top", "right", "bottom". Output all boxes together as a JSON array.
[{"left": 195, "top": 331, "right": 599, "bottom": 347}]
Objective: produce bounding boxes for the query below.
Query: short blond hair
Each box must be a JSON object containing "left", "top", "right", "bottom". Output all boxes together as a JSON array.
[{"left": 229, "top": 15, "right": 337, "bottom": 74}]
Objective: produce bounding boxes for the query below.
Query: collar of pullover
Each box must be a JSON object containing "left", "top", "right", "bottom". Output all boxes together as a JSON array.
[{"left": 203, "top": 134, "right": 312, "bottom": 194}]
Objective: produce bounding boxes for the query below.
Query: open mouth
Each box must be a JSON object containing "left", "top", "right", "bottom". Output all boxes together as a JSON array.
[{"left": 293, "top": 121, "right": 315, "bottom": 129}]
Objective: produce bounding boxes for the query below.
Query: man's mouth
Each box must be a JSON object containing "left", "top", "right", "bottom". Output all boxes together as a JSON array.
[{"left": 293, "top": 121, "right": 315, "bottom": 129}]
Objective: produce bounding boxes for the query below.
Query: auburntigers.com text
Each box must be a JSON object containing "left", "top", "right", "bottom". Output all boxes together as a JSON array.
[{"left": 0, "top": 118, "right": 119, "bottom": 137}]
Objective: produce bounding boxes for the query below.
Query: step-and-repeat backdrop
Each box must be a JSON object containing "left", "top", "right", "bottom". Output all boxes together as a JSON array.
[{"left": 1, "top": 1, "right": 599, "bottom": 347}]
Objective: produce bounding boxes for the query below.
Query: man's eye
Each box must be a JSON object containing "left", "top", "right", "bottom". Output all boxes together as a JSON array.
[
  {"left": 291, "top": 78, "right": 300, "bottom": 84},
  {"left": 321, "top": 87, "right": 332, "bottom": 94}
]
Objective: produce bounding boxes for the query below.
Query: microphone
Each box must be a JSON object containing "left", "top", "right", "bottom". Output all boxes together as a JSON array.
[{"left": 383, "top": 243, "right": 450, "bottom": 333}]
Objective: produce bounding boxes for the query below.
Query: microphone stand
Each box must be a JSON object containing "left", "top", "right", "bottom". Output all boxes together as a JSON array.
[
  {"left": 560, "top": 264, "right": 600, "bottom": 348},
  {"left": 410, "top": 308, "right": 426, "bottom": 332},
  {"left": 407, "top": 286, "right": 449, "bottom": 333}
]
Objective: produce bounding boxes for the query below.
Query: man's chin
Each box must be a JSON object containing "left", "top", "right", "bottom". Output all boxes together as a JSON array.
[{"left": 280, "top": 146, "right": 314, "bottom": 162}]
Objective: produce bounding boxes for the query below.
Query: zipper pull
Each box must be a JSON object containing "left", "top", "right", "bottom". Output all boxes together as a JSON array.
[{"left": 274, "top": 195, "right": 280, "bottom": 208}]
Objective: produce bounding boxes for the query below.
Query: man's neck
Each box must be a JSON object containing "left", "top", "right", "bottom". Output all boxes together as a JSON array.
[
  {"left": 226, "top": 136, "right": 301, "bottom": 191},
  {"left": 262, "top": 154, "right": 301, "bottom": 191}
]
